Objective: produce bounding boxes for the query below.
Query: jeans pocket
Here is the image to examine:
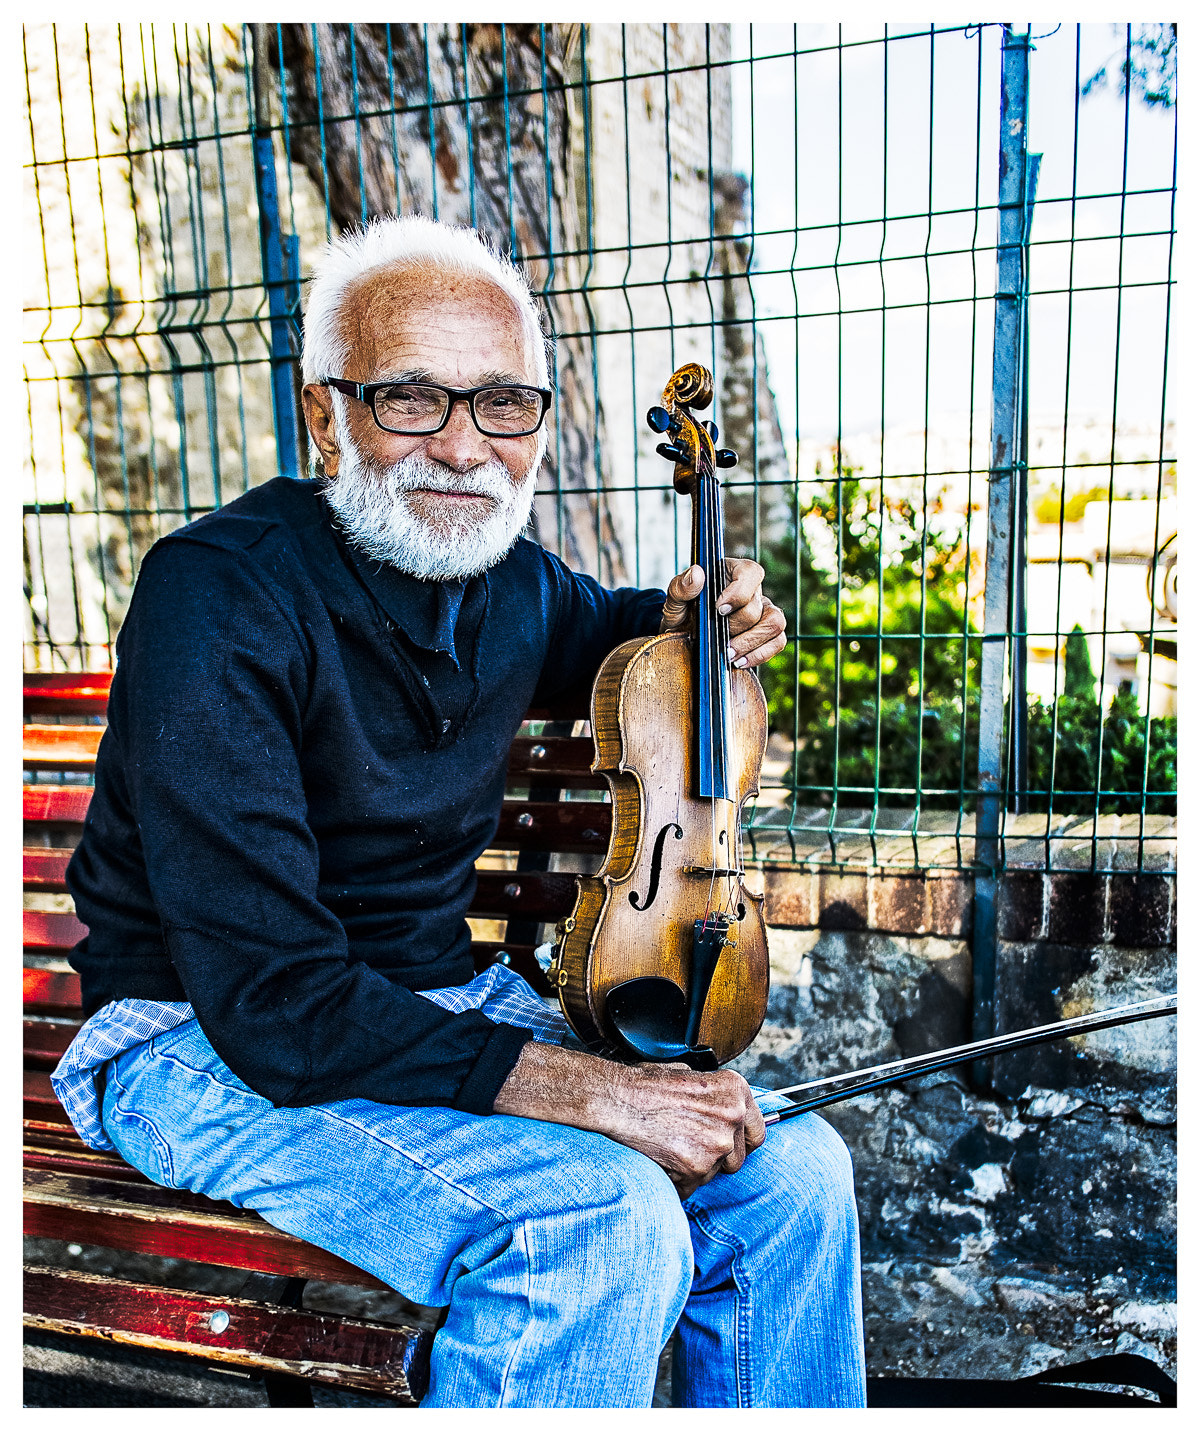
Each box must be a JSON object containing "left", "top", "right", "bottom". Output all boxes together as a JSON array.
[
  {"left": 150, "top": 1020, "right": 258, "bottom": 1098},
  {"left": 102, "top": 1052, "right": 180, "bottom": 1188},
  {"left": 146, "top": 1017, "right": 200, "bottom": 1060}
]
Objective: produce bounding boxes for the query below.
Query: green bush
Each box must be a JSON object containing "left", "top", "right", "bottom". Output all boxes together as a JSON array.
[
  {"left": 756, "top": 466, "right": 1176, "bottom": 816},
  {"left": 1025, "top": 688, "right": 1177, "bottom": 816},
  {"left": 758, "top": 463, "right": 978, "bottom": 809}
]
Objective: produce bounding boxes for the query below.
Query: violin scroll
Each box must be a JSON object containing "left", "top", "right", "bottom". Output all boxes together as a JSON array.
[
  {"left": 664, "top": 361, "right": 714, "bottom": 411},
  {"left": 649, "top": 363, "right": 720, "bottom": 495}
]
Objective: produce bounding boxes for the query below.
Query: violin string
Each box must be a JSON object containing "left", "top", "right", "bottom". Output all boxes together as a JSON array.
[
  {"left": 712, "top": 458, "right": 731, "bottom": 923},
  {"left": 712, "top": 454, "right": 739, "bottom": 923},
  {"left": 714, "top": 448, "right": 739, "bottom": 927},
  {"left": 703, "top": 444, "right": 719, "bottom": 929}
]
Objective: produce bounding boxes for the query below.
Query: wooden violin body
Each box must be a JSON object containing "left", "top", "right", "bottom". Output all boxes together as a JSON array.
[
  {"left": 547, "top": 363, "right": 770, "bottom": 1067},
  {"left": 551, "top": 633, "right": 769, "bottom": 1064}
]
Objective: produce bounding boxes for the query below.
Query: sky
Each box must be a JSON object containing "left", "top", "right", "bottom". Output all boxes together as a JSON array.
[{"left": 727, "top": 22, "right": 1176, "bottom": 467}]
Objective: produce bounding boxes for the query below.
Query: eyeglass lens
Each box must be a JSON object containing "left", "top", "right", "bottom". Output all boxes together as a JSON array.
[{"left": 374, "top": 383, "right": 543, "bottom": 435}]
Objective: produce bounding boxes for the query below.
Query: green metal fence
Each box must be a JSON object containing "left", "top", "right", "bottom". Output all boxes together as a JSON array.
[{"left": 23, "top": 22, "right": 1177, "bottom": 875}]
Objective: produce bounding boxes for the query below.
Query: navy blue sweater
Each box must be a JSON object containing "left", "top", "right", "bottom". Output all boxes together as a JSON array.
[{"left": 66, "top": 478, "right": 664, "bottom": 1114}]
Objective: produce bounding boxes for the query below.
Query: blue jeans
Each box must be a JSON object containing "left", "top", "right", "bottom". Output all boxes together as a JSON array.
[{"left": 101, "top": 1020, "right": 866, "bottom": 1407}]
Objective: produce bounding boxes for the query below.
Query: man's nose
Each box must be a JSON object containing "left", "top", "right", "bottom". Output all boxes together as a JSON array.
[{"left": 423, "top": 397, "right": 493, "bottom": 472}]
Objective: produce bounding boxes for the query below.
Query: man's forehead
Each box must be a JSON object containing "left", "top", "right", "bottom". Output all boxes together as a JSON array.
[{"left": 343, "top": 262, "right": 534, "bottom": 379}]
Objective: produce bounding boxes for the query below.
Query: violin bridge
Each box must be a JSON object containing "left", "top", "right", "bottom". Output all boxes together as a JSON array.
[{"left": 682, "top": 865, "right": 740, "bottom": 879}]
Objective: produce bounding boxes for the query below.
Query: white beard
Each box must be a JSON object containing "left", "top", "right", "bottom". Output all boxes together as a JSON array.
[{"left": 321, "top": 441, "right": 540, "bottom": 581}]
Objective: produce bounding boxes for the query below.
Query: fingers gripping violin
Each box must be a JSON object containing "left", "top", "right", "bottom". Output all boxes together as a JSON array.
[{"left": 546, "top": 364, "right": 770, "bottom": 1069}]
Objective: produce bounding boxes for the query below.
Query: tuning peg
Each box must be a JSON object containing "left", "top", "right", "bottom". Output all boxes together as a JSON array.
[
  {"left": 647, "top": 406, "right": 675, "bottom": 434},
  {"left": 701, "top": 420, "right": 719, "bottom": 440},
  {"left": 714, "top": 449, "right": 738, "bottom": 468},
  {"left": 655, "top": 442, "right": 686, "bottom": 463}
]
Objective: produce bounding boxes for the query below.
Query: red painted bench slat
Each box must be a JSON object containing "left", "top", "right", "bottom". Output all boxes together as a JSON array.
[
  {"left": 23, "top": 726, "right": 105, "bottom": 771},
  {"left": 25, "top": 728, "right": 599, "bottom": 781},
  {"left": 24, "top": 910, "right": 88, "bottom": 954},
  {"left": 24, "top": 848, "right": 73, "bottom": 893},
  {"left": 506, "top": 735, "right": 600, "bottom": 786},
  {"left": 24, "top": 1167, "right": 391, "bottom": 1290},
  {"left": 23, "top": 785, "right": 610, "bottom": 854},
  {"left": 23, "top": 1020, "right": 78, "bottom": 1068},
  {"left": 25, "top": 1069, "right": 74, "bottom": 1123},
  {"left": 23, "top": 1121, "right": 167, "bottom": 1186},
  {"left": 471, "top": 870, "right": 577, "bottom": 922},
  {"left": 22, "top": 671, "right": 589, "bottom": 726},
  {"left": 24, "top": 1265, "right": 432, "bottom": 1404},
  {"left": 25, "top": 1153, "right": 144, "bottom": 1184},
  {"left": 23, "top": 672, "right": 113, "bottom": 717},
  {"left": 23, "top": 786, "right": 95, "bottom": 825},
  {"left": 25, "top": 853, "right": 573, "bottom": 926},
  {"left": 492, "top": 799, "right": 610, "bottom": 852},
  {"left": 24, "top": 969, "right": 83, "bottom": 1016}
]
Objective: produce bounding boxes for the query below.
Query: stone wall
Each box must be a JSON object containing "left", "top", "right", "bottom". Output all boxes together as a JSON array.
[{"left": 728, "top": 868, "right": 1177, "bottom": 1383}]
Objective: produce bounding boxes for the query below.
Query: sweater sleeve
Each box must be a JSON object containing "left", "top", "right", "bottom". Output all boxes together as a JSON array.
[
  {"left": 533, "top": 549, "right": 667, "bottom": 705},
  {"left": 96, "top": 539, "right": 530, "bottom": 1113}
]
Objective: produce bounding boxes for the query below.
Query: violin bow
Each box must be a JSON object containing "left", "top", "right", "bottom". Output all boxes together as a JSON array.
[{"left": 762, "top": 994, "right": 1177, "bottom": 1124}]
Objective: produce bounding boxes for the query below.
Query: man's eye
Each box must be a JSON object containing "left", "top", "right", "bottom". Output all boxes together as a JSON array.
[
  {"left": 480, "top": 389, "right": 537, "bottom": 414},
  {"left": 381, "top": 386, "right": 442, "bottom": 411}
]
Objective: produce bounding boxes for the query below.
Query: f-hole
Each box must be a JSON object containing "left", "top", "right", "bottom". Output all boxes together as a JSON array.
[{"left": 629, "top": 823, "right": 683, "bottom": 910}]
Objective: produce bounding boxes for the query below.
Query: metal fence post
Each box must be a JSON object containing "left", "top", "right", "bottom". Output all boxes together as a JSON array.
[
  {"left": 1011, "top": 150, "right": 1042, "bottom": 813},
  {"left": 971, "top": 24, "right": 1034, "bottom": 1081},
  {"left": 250, "top": 24, "right": 302, "bottom": 480}
]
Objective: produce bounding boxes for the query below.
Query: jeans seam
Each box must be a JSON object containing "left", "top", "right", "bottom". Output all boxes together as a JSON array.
[
  {"left": 146, "top": 1046, "right": 512, "bottom": 1223},
  {"left": 152, "top": 1051, "right": 270, "bottom": 1122},
  {"left": 105, "top": 1062, "right": 177, "bottom": 1187},
  {"left": 304, "top": 1102, "right": 519, "bottom": 1224},
  {"left": 686, "top": 1206, "right": 754, "bottom": 1408},
  {"left": 493, "top": 1217, "right": 535, "bottom": 1407}
]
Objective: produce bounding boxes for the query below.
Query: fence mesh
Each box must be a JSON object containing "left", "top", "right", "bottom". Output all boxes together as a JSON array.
[{"left": 23, "top": 21, "right": 1177, "bottom": 873}]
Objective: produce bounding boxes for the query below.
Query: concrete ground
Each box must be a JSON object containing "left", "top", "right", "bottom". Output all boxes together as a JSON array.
[{"left": 24, "top": 1328, "right": 397, "bottom": 1408}]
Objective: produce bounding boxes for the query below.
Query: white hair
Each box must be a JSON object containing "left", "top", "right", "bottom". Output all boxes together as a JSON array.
[{"left": 300, "top": 213, "right": 552, "bottom": 389}]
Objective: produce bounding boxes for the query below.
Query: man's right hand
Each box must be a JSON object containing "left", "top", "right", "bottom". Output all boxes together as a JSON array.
[{"left": 492, "top": 1040, "right": 767, "bottom": 1198}]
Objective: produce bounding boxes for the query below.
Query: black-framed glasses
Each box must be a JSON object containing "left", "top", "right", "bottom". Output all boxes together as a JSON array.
[{"left": 322, "top": 377, "right": 553, "bottom": 438}]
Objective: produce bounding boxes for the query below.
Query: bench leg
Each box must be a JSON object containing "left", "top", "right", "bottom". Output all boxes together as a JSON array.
[{"left": 239, "top": 1272, "right": 315, "bottom": 1408}]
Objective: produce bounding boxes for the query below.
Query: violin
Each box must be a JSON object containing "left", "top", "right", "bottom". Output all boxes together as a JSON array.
[{"left": 546, "top": 363, "right": 769, "bottom": 1068}]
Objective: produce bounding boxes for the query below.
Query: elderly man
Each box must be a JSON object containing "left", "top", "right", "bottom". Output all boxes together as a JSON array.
[{"left": 55, "top": 216, "right": 866, "bottom": 1408}]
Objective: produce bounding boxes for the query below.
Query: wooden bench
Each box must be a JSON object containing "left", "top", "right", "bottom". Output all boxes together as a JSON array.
[{"left": 23, "top": 670, "right": 601, "bottom": 1405}]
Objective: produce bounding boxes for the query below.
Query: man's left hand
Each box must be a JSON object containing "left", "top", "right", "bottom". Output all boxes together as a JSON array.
[{"left": 660, "top": 560, "right": 786, "bottom": 670}]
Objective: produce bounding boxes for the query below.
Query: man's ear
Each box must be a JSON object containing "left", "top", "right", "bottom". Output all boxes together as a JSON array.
[{"left": 301, "top": 384, "right": 341, "bottom": 477}]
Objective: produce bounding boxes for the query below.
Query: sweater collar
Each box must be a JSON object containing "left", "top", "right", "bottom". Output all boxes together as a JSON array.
[
  {"left": 310, "top": 487, "right": 472, "bottom": 666},
  {"left": 345, "top": 554, "right": 469, "bottom": 667}
]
